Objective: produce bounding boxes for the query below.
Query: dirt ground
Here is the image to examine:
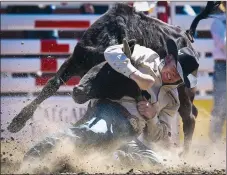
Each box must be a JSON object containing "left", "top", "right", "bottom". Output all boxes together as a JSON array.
[
  {"left": 1, "top": 135, "right": 226, "bottom": 174},
  {"left": 1, "top": 105, "right": 226, "bottom": 174}
]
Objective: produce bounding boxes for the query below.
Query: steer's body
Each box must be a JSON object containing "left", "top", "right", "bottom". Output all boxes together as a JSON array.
[{"left": 9, "top": 3, "right": 199, "bottom": 152}]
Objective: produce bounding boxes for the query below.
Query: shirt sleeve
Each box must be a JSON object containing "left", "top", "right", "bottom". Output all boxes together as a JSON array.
[
  {"left": 145, "top": 95, "right": 180, "bottom": 143},
  {"left": 104, "top": 44, "right": 138, "bottom": 78},
  {"left": 104, "top": 44, "right": 160, "bottom": 78}
]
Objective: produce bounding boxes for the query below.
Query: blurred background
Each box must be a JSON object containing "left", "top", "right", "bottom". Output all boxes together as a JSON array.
[{"left": 0, "top": 1, "right": 226, "bottom": 142}]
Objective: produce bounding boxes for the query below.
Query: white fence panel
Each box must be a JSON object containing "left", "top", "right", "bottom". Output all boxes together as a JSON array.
[
  {"left": 174, "top": 2, "right": 207, "bottom": 6},
  {"left": 1, "top": 58, "right": 66, "bottom": 73},
  {"left": 198, "top": 58, "right": 214, "bottom": 72},
  {"left": 1, "top": 77, "right": 75, "bottom": 93},
  {"left": 1, "top": 15, "right": 101, "bottom": 30},
  {"left": 197, "top": 75, "right": 213, "bottom": 92},
  {"left": 192, "top": 39, "right": 214, "bottom": 56},
  {"left": 1, "top": 2, "right": 114, "bottom": 8},
  {"left": 1, "top": 39, "right": 77, "bottom": 55}
]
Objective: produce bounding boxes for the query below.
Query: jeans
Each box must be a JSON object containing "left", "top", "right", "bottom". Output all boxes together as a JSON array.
[
  {"left": 24, "top": 99, "right": 161, "bottom": 165},
  {"left": 210, "top": 61, "right": 226, "bottom": 142}
]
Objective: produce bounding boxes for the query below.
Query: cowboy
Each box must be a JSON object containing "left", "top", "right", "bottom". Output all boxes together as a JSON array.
[
  {"left": 23, "top": 39, "right": 199, "bottom": 166},
  {"left": 103, "top": 39, "right": 199, "bottom": 155}
]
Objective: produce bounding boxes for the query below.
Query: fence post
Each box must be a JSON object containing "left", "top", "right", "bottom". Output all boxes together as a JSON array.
[{"left": 157, "top": 1, "right": 169, "bottom": 23}]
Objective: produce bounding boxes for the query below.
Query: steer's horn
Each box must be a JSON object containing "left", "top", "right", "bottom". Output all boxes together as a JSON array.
[{"left": 123, "top": 38, "right": 132, "bottom": 58}]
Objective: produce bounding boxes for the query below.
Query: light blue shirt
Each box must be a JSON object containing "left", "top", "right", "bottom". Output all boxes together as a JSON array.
[{"left": 210, "top": 14, "right": 226, "bottom": 60}]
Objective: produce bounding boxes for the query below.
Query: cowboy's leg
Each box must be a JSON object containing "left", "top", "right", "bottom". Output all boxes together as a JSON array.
[
  {"left": 24, "top": 99, "right": 139, "bottom": 160},
  {"left": 112, "top": 98, "right": 162, "bottom": 166},
  {"left": 69, "top": 99, "right": 139, "bottom": 150},
  {"left": 210, "top": 61, "right": 226, "bottom": 142},
  {"left": 114, "top": 139, "right": 162, "bottom": 166}
]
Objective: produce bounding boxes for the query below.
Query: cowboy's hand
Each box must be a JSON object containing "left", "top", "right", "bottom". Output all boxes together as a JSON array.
[
  {"left": 130, "top": 70, "right": 155, "bottom": 91},
  {"left": 137, "top": 101, "right": 157, "bottom": 119}
]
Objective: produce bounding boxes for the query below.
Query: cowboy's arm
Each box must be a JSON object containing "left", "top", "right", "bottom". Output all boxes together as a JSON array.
[
  {"left": 104, "top": 44, "right": 158, "bottom": 89},
  {"left": 104, "top": 44, "right": 137, "bottom": 77}
]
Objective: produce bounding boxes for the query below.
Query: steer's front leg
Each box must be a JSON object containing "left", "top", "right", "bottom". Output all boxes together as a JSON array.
[{"left": 178, "top": 86, "right": 197, "bottom": 155}]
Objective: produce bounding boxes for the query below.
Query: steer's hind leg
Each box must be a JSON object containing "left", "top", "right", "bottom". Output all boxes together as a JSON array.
[{"left": 8, "top": 57, "right": 78, "bottom": 133}]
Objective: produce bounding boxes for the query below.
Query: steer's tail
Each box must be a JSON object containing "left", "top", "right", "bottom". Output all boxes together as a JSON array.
[{"left": 186, "top": 1, "right": 221, "bottom": 43}]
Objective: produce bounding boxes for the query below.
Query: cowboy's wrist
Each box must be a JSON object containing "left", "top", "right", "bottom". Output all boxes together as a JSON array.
[
  {"left": 129, "top": 70, "right": 140, "bottom": 80},
  {"left": 130, "top": 71, "right": 155, "bottom": 90},
  {"left": 129, "top": 71, "right": 143, "bottom": 87},
  {"left": 124, "top": 63, "right": 138, "bottom": 78}
]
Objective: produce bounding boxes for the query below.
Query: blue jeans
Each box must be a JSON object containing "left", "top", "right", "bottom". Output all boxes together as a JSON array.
[
  {"left": 24, "top": 100, "right": 136, "bottom": 159},
  {"left": 24, "top": 99, "right": 161, "bottom": 165},
  {"left": 210, "top": 61, "right": 226, "bottom": 142}
]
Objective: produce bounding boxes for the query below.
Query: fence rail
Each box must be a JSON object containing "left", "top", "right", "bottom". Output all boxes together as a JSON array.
[
  {"left": 1, "top": 39, "right": 214, "bottom": 55},
  {"left": 1, "top": 58, "right": 66, "bottom": 73},
  {"left": 1, "top": 39, "right": 77, "bottom": 55},
  {"left": 1, "top": 15, "right": 100, "bottom": 30}
]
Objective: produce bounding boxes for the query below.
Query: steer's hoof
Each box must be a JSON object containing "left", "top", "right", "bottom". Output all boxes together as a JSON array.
[{"left": 7, "top": 106, "right": 34, "bottom": 133}]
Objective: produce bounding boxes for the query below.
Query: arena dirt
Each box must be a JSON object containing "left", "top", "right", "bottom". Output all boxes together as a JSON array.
[
  {"left": 1, "top": 118, "right": 226, "bottom": 174},
  {"left": 1, "top": 138, "right": 226, "bottom": 174}
]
